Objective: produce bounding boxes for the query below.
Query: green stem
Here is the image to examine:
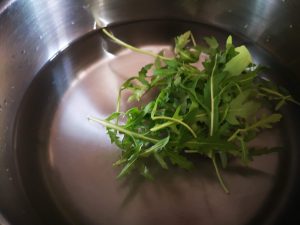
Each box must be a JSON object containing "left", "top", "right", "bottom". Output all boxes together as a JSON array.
[
  {"left": 233, "top": 82, "right": 242, "bottom": 93},
  {"left": 217, "top": 81, "right": 242, "bottom": 100},
  {"left": 115, "top": 89, "right": 123, "bottom": 125},
  {"left": 220, "top": 105, "right": 230, "bottom": 123},
  {"left": 238, "top": 137, "right": 247, "bottom": 162},
  {"left": 260, "top": 87, "right": 300, "bottom": 106},
  {"left": 190, "top": 32, "right": 197, "bottom": 47},
  {"left": 195, "top": 113, "right": 206, "bottom": 119},
  {"left": 150, "top": 121, "right": 175, "bottom": 132},
  {"left": 116, "top": 89, "right": 122, "bottom": 113},
  {"left": 212, "top": 155, "right": 230, "bottom": 194},
  {"left": 88, "top": 117, "right": 159, "bottom": 143},
  {"left": 227, "top": 129, "right": 242, "bottom": 142},
  {"left": 152, "top": 116, "right": 197, "bottom": 138},
  {"left": 210, "top": 54, "right": 218, "bottom": 136},
  {"left": 102, "top": 28, "right": 173, "bottom": 61},
  {"left": 259, "top": 87, "right": 283, "bottom": 98},
  {"left": 288, "top": 97, "right": 300, "bottom": 106}
]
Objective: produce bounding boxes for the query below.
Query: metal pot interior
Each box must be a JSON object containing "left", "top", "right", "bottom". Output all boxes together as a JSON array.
[{"left": 0, "top": 1, "right": 300, "bottom": 225}]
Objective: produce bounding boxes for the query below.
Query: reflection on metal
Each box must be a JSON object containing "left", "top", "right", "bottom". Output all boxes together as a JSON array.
[
  {"left": 0, "top": 0, "right": 16, "bottom": 14},
  {"left": 28, "top": 0, "right": 73, "bottom": 60},
  {"left": 0, "top": 213, "right": 10, "bottom": 225}
]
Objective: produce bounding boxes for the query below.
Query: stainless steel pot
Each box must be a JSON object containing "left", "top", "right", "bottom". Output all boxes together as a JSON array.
[{"left": 1, "top": 0, "right": 300, "bottom": 224}]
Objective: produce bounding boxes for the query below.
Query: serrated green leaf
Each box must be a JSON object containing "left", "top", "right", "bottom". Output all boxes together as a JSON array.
[
  {"left": 248, "top": 113, "right": 282, "bottom": 130},
  {"left": 175, "top": 31, "right": 191, "bottom": 53},
  {"left": 228, "top": 113, "right": 282, "bottom": 141},
  {"left": 167, "top": 151, "right": 193, "bottom": 170},
  {"left": 226, "top": 91, "right": 260, "bottom": 125}
]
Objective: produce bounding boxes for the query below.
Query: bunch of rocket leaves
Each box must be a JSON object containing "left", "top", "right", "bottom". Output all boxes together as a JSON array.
[{"left": 90, "top": 30, "right": 299, "bottom": 193}]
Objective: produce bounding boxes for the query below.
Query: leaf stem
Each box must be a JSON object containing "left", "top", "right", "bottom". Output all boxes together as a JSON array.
[
  {"left": 289, "top": 98, "right": 300, "bottom": 106},
  {"left": 227, "top": 129, "right": 242, "bottom": 142},
  {"left": 190, "top": 32, "right": 197, "bottom": 47},
  {"left": 88, "top": 117, "right": 159, "bottom": 143},
  {"left": 227, "top": 113, "right": 282, "bottom": 142},
  {"left": 152, "top": 116, "right": 197, "bottom": 138},
  {"left": 238, "top": 137, "right": 248, "bottom": 163},
  {"left": 212, "top": 155, "right": 230, "bottom": 194},
  {"left": 102, "top": 28, "right": 173, "bottom": 61},
  {"left": 217, "top": 81, "right": 240, "bottom": 99},
  {"left": 220, "top": 105, "right": 230, "bottom": 123},
  {"left": 195, "top": 113, "right": 206, "bottom": 119},
  {"left": 259, "top": 87, "right": 283, "bottom": 98},
  {"left": 116, "top": 89, "right": 122, "bottom": 113},
  {"left": 260, "top": 87, "right": 300, "bottom": 106},
  {"left": 115, "top": 89, "right": 123, "bottom": 125},
  {"left": 210, "top": 54, "right": 218, "bottom": 136},
  {"left": 150, "top": 121, "right": 175, "bottom": 132}
]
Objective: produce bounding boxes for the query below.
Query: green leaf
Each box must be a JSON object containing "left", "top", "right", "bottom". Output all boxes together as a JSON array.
[
  {"left": 153, "top": 68, "right": 177, "bottom": 76},
  {"left": 181, "top": 48, "right": 201, "bottom": 63},
  {"left": 140, "top": 136, "right": 170, "bottom": 157},
  {"left": 140, "top": 165, "right": 154, "bottom": 180},
  {"left": 154, "top": 153, "right": 169, "bottom": 169},
  {"left": 226, "top": 35, "right": 232, "bottom": 49},
  {"left": 117, "top": 154, "right": 138, "bottom": 178},
  {"left": 248, "top": 113, "right": 282, "bottom": 130},
  {"left": 165, "top": 59, "right": 179, "bottom": 68},
  {"left": 228, "top": 113, "right": 282, "bottom": 141},
  {"left": 137, "top": 64, "right": 152, "bottom": 86},
  {"left": 127, "top": 87, "right": 147, "bottom": 102},
  {"left": 105, "top": 112, "right": 122, "bottom": 122},
  {"left": 224, "top": 46, "right": 252, "bottom": 76},
  {"left": 182, "top": 137, "right": 238, "bottom": 155},
  {"left": 167, "top": 151, "right": 193, "bottom": 170},
  {"left": 226, "top": 90, "right": 260, "bottom": 125},
  {"left": 204, "top": 36, "right": 219, "bottom": 49},
  {"left": 175, "top": 31, "right": 192, "bottom": 53}
]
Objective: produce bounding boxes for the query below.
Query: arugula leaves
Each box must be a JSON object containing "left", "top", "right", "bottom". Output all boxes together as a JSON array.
[
  {"left": 226, "top": 90, "right": 260, "bottom": 125},
  {"left": 90, "top": 29, "right": 300, "bottom": 193}
]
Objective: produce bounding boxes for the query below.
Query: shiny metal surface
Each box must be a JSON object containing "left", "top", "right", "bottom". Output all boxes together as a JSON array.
[
  {"left": 14, "top": 21, "right": 284, "bottom": 225},
  {"left": 0, "top": 0, "right": 300, "bottom": 225}
]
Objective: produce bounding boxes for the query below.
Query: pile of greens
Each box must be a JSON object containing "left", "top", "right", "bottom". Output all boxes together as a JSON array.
[{"left": 90, "top": 29, "right": 299, "bottom": 193}]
